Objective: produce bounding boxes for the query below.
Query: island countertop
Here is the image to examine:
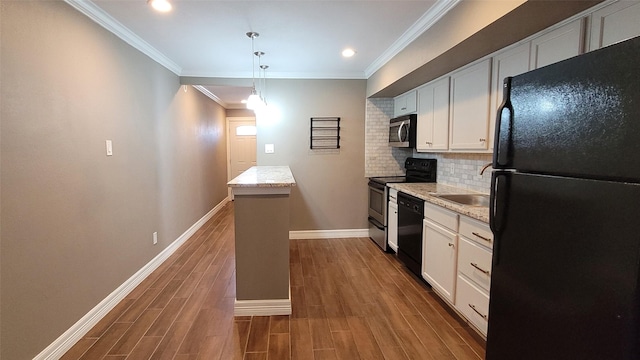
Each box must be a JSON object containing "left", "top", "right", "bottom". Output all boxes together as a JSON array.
[{"left": 228, "top": 166, "right": 296, "bottom": 188}]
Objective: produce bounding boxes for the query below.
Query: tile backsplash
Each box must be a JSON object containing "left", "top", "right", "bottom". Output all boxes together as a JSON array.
[
  {"left": 365, "top": 98, "right": 411, "bottom": 176},
  {"left": 364, "top": 98, "right": 492, "bottom": 194}
]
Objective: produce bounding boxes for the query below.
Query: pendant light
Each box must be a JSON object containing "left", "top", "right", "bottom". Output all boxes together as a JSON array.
[
  {"left": 260, "top": 64, "right": 269, "bottom": 106},
  {"left": 246, "top": 32, "right": 263, "bottom": 111}
]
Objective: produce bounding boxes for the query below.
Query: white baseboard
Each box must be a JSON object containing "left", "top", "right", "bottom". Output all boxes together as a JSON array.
[
  {"left": 234, "top": 298, "right": 292, "bottom": 316},
  {"left": 34, "top": 197, "right": 230, "bottom": 360},
  {"left": 289, "top": 228, "right": 368, "bottom": 239}
]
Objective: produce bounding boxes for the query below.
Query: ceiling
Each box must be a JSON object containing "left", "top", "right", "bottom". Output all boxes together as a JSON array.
[{"left": 67, "top": 0, "right": 456, "bottom": 108}]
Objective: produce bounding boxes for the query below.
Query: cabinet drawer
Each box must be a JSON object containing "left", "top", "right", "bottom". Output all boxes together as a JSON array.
[
  {"left": 456, "top": 275, "right": 490, "bottom": 336},
  {"left": 389, "top": 188, "right": 398, "bottom": 202},
  {"left": 424, "top": 202, "right": 458, "bottom": 231},
  {"left": 458, "top": 237, "right": 492, "bottom": 291},
  {"left": 459, "top": 215, "right": 493, "bottom": 249}
]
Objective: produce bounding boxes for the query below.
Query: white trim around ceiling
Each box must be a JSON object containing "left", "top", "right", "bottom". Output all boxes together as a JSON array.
[
  {"left": 64, "top": 0, "right": 182, "bottom": 75},
  {"left": 364, "top": 0, "right": 461, "bottom": 78},
  {"left": 180, "top": 70, "right": 368, "bottom": 80},
  {"left": 192, "top": 85, "right": 227, "bottom": 107}
]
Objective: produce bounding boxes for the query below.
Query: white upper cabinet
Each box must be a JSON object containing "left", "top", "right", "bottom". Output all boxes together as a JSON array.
[
  {"left": 394, "top": 90, "right": 417, "bottom": 117},
  {"left": 589, "top": 0, "right": 640, "bottom": 51},
  {"left": 416, "top": 76, "right": 450, "bottom": 152},
  {"left": 530, "top": 18, "right": 585, "bottom": 69},
  {"left": 489, "top": 42, "right": 531, "bottom": 151},
  {"left": 449, "top": 59, "right": 492, "bottom": 151}
]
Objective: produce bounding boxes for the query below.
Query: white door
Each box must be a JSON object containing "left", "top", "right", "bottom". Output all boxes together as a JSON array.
[{"left": 228, "top": 118, "right": 257, "bottom": 181}]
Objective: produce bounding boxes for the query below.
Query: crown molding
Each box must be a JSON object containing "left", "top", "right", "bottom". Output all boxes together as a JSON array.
[
  {"left": 364, "top": 0, "right": 461, "bottom": 78},
  {"left": 181, "top": 70, "right": 367, "bottom": 80},
  {"left": 64, "top": 0, "right": 182, "bottom": 75},
  {"left": 192, "top": 85, "right": 227, "bottom": 107}
]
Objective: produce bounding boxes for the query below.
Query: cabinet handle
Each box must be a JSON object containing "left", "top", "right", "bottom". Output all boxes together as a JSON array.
[
  {"left": 472, "top": 232, "right": 491, "bottom": 243},
  {"left": 425, "top": 141, "right": 432, "bottom": 145},
  {"left": 468, "top": 304, "right": 488, "bottom": 320},
  {"left": 479, "top": 138, "right": 486, "bottom": 142},
  {"left": 448, "top": 243, "right": 454, "bottom": 248},
  {"left": 401, "top": 107, "right": 407, "bottom": 110},
  {"left": 470, "top": 262, "right": 490, "bottom": 275}
]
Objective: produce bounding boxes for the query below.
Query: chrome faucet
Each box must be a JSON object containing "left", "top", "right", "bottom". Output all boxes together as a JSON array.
[{"left": 479, "top": 162, "right": 493, "bottom": 175}]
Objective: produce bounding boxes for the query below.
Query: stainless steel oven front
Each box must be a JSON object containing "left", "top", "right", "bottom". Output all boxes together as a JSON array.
[
  {"left": 368, "top": 180, "right": 386, "bottom": 224},
  {"left": 368, "top": 180, "right": 387, "bottom": 251}
]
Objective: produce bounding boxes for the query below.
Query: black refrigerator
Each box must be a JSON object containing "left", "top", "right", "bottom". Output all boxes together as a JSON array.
[{"left": 487, "top": 37, "right": 640, "bottom": 360}]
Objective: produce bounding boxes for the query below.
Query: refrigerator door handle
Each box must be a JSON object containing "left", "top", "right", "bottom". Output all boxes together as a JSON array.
[
  {"left": 490, "top": 171, "right": 510, "bottom": 264},
  {"left": 493, "top": 77, "right": 514, "bottom": 168}
]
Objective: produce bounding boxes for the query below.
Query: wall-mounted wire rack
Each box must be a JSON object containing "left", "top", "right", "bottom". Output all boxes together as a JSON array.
[{"left": 310, "top": 117, "right": 340, "bottom": 149}]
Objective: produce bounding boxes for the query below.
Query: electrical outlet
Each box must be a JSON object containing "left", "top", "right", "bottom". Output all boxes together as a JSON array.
[{"left": 153, "top": 231, "right": 158, "bottom": 245}]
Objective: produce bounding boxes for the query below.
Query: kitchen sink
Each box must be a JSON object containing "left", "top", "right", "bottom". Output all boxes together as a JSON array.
[{"left": 435, "top": 193, "right": 490, "bottom": 207}]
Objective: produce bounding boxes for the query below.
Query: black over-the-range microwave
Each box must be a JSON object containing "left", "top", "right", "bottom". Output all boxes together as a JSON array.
[{"left": 388, "top": 114, "right": 417, "bottom": 148}]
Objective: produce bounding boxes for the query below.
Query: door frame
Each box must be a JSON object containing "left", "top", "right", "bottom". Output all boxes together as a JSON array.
[{"left": 226, "top": 116, "right": 256, "bottom": 199}]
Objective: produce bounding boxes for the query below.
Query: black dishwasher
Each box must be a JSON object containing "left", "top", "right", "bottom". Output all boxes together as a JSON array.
[{"left": 397, "top": 192, "right": 424, "bottom": 277}]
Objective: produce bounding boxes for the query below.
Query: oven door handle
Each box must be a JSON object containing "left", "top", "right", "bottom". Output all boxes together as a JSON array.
[
  {"left": 368, "top": 180, "right": 385, "bottom": 191},
  {"left": 368, "top": 216, "right": 384, "bottom": 230}
]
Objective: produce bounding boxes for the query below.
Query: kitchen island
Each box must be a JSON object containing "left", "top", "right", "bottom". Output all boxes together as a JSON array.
[{"left": 227, "top": 166, "right": 296, "bottom": 316}]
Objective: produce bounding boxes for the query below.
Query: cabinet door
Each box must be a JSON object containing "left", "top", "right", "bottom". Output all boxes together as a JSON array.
[
  {"left": 449, "top": 59, "right": 491, "bottom": 150},
  {"left": 394, "top": 90, "right": 417, "bottom": 117},
  {"left": 416, "top": 77, "right": 449, "bottom": 152},
  {"left": 530, "top": 18, "right": 584, "bottom": 69},
  {"left": 388, "top": 201, "right": 398, "bottom": 252},
  {"left": 589, "top": 0, "right": 640, "bottom": 51},
  {"left": 489, "top": 43, "right": 531, "bottom": 151},
  {"left": 422, "top": 219, "right": 458, "bottom": 303}
]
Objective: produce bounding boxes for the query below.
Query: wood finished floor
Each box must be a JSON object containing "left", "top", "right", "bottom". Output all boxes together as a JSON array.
[{"left": 62, "top": 202, "right": 485, "bottom": 360}]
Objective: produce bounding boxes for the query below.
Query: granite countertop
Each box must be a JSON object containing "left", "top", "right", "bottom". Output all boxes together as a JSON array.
[
  {"left": 228, "top": 166, "right": 296, "bottom": 188},
  {"left": 387, "top": 183, "right": 490, "bottom": 223}
]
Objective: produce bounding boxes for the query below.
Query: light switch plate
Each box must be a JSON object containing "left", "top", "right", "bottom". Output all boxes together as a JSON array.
[
  {"left": 106, "top": 140, "right": 113, "bottom": 156},
  {"left": 265, "top": 144, "right": 275, "bottom": 153}
]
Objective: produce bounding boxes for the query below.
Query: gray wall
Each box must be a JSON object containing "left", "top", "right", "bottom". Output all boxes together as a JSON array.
[
  {"left": 0, "top": 1, "right": 228, "bottom": 359},
  {"left": 256, "top": 79, "right": 368, "bottom": 231}
]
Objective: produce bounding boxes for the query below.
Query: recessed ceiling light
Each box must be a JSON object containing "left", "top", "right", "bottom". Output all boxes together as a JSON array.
[
  {"left": 148, "top": 0, "right": 172, "bottom": 12},
  {"left": 342, "top": 48, "right": 356, "bottom": 58}
]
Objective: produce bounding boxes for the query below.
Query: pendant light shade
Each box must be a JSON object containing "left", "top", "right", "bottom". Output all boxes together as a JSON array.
[
  {"left": 246, "top": 91, "right": 262, "bottom": 110},
  {"left": 245, "top": 32, "right": 266, "bottom": 111}
]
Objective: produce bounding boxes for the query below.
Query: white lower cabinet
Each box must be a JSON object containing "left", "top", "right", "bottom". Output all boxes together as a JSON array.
[
  {"left": 455, "top": 215, "right": 493, "bottom": 336},
  {"left": 422, "top": 203, "right": 459, "bottom": 304},
  {"left": 456, "top": 275, "right": 490, "bottom": 335},
  {"left": 458, "top": 237, "right": 492, "bottom": 291},
  {"left": 422, "top": 219, "right": 458, "bottom": 303},
  {"left": 388, "top": 201, "right": 398, "bottom": 252},
  {"left": 421, "top": 202, "right": 494, "bottom": 337}
]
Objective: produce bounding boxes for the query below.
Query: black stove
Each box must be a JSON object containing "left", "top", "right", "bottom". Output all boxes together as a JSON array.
[
  {"left": 368, "top": 158, "right": 437, "bottom": 252},
  {"left": 369, "top": 157, "right": 437, "bottom": 185}
]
